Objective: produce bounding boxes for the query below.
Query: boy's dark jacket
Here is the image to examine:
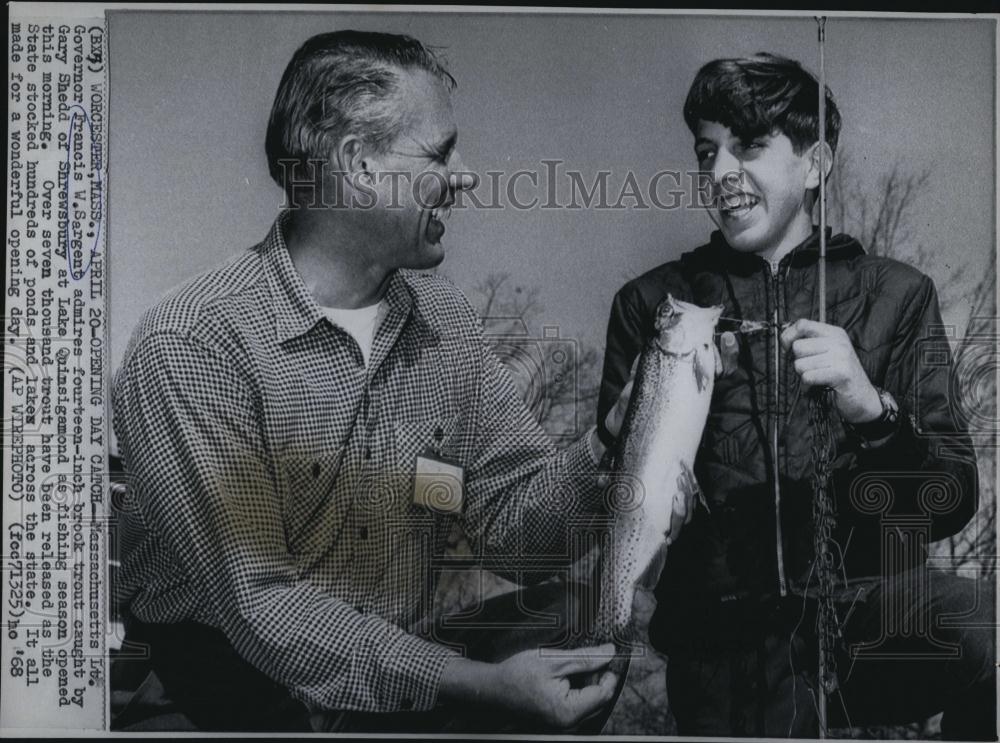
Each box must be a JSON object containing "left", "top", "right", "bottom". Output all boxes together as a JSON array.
[{"left": 596, "top": 229, "right": 978, "bottom": 650}]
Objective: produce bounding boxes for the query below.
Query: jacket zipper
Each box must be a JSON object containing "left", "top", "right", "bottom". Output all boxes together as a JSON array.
[{"left": 768, "top": 258, "right": 788, "bottom": 597}]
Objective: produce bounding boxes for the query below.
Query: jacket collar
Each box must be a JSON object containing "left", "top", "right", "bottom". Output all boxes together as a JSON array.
[
  {"left": 258, "top": 211, "right": 415, "bottom": 345},
  {"left": 706, "top": 227, "right": 865, "bottom": 277}
]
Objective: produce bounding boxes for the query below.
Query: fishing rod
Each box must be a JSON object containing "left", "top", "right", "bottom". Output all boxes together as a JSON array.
[
  {"left": 813, "top": 15, "right": 839, "bottom": 740},
  {"left": 816, "top": 15, "right": 829, "bottom": 737},
  {"left": 818, "top": 17, "right": 828, "bottom": 327}
]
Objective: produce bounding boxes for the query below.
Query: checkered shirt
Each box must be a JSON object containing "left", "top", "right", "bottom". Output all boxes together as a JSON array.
[{"left": 112, "top": 212, "right": 603, "bottom": 714}]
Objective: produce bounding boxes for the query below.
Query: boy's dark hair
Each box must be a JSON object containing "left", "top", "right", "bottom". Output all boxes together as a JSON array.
[
  {"left": 265, "top": 30, "right": 455, "bottom": 194},
  {"left": 684, "top": 53, "right": 841, "bottom": 155}
]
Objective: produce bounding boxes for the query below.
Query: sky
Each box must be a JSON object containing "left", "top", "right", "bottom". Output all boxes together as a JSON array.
[{"left": 108, "top": 10, "right": 996, "bottom": 376}]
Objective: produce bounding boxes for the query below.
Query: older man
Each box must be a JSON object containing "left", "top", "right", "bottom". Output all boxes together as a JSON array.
[{"left": 111, "top": 31, "right": 624, "bottom": 732}]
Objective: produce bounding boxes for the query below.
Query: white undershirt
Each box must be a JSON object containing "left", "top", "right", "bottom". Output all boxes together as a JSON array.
[{"left": 321, "top": 301, "right": 384, "bottom": 365}]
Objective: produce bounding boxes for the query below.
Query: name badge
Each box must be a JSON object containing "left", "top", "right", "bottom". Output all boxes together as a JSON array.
[{"left": 413, "top": 449, "right": 464, "bottom": 514}]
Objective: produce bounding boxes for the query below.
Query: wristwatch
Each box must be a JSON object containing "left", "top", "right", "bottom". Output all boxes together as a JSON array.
[{"left": 844, "top": 387, "right": 900, "bottom": 448}]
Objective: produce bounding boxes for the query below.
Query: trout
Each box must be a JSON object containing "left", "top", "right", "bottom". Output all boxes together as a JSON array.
[{"left": 594, "top": 295, "right": 722, "bottom": 647}]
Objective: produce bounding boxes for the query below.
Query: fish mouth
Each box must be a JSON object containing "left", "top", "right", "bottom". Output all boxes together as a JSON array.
[
  {"left": 654, "top": 294, "right": 701, "bottom": 332},
  {"left": 653, "top": 296, "right": 724, "bottom": 356}
]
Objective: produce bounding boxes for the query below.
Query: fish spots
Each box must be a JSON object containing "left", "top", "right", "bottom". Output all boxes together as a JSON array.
[
  {"left": 606, "top": 475, "right": 644, "bottom": 514},
  {"left": 601, "top": 296, "right": 720, "bottom": 649}
]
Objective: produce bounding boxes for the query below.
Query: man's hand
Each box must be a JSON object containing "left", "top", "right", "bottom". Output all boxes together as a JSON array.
[
  {"left": 441, "top": 646, "right": 617, "bottom": 729},
  {"left": 604, "top": 376, "right": 634, "bottom": 443},
  {"left": 494, "top": 645, "right": 618, "bottom": 728},
  {"left": 780, "top": 319, "right": 882, "bottom": 423},
  {"left": 589, "top": 358, "right": 637, "bottom": 464}
]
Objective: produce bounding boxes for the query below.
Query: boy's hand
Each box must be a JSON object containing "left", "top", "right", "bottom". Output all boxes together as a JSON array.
[
  {"left": 780, "top": 319, "right": 882, "bottom": 423},
  {"left": 715, "top": 331, "right": 739, "bottom": 377}
]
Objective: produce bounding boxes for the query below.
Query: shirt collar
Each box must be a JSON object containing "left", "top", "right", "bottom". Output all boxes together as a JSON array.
[{"left": 258, "top": 211, "right": 415, "bottom": 345}]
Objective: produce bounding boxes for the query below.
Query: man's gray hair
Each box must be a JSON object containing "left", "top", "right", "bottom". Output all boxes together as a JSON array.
[{"left": 265, "top": 30, "right": 455, "bottom": 193}]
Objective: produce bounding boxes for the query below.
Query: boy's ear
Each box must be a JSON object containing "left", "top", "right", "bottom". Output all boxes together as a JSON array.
[{"left": 805, "top": 141, "right": 834, "bottom": 190}]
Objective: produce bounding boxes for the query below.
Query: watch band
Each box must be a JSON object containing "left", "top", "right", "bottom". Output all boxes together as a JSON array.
[{"left": 844, "top": 387, "right": 900, "bottom": 447}]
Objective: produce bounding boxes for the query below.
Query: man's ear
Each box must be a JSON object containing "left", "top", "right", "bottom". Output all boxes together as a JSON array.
[
  {"left": 805, "top": 140, "right": 834, "bottom": 190},
  {"left": 334, "top": 135, "right": 373, "bottom": 185}
]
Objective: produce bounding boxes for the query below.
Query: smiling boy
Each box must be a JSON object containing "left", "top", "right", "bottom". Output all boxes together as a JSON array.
[{"left": 597, "top": 53, "right": 996, "bottom": 739}]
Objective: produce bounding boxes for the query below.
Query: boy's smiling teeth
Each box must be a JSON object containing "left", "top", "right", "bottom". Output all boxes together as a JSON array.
[{"left": 720, "top": 193, "right": 760, "bottom": 214}]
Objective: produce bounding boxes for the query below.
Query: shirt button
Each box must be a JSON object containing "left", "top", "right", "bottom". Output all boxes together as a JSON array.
[
  {"left": 400, "top": 698, "right": 414, "bottom": 711},
  {"left": 364, "top": 447, "right": 372, "bottom": 459},
  {"left": 311, "top": 462, "right": 321, "bottom": 478},
  {"left": 358, "top": 526, "right": 368, "bottom": 540},
  {"left": 433, "top": 426, "right": 444, "bottom": 442}
]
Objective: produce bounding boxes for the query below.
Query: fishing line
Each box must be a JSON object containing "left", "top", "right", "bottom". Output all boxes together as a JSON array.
[
  {"left": 785, "top": 519, "right": 849, "bottom": 735},
  {"left": 788, "top": 520, "right": 860, "bottom": 735},
  {"left": 838, "top": 526, "right": 855, "bottom": 579},
  {"left": 838, "top": 594, "right": 864, "bottom": 687},
  {"left": 837, "top": 682, "right": 855, "bottom": 730},
  {"left": 787, "top": 557, "right": 817, "bottom": 737}
]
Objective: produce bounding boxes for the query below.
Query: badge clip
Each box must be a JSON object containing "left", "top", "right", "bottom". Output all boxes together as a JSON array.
[{"left": 413, "top": 449, "right": 464, "bottom": 514}]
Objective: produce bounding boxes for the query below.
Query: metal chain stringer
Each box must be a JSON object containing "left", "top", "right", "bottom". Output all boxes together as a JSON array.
[{"left": 810, "top": 387, "right": 840, "bottom": 733}]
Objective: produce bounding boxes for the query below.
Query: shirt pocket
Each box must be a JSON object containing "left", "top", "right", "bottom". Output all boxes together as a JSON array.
[
  {"left": 394, "top": 416, "right": 462, "bottom": 471},
  {"left": 391, "top": 415, "right": 463, "bottom": 541}
]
